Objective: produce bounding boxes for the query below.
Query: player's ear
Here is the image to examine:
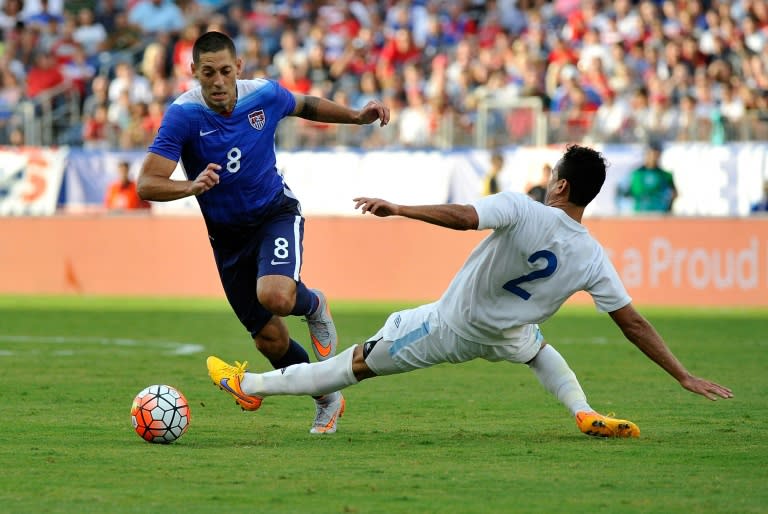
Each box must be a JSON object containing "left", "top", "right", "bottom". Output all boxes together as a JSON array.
[
  {"left": 236, "top": 57, "right": 243, "bottom": 77},
  {"left": 190, "top": 61, "right": 197, "bottom": 77},
  {"left": 555, "top": 178, "right": 569, "bottom": 197}
]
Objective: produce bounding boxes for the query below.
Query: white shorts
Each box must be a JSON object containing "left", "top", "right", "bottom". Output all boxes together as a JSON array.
[{"left": 364, "top": 302, "right": 543, "bottom": 376}]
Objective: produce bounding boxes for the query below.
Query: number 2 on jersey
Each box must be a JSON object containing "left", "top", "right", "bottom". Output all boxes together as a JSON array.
[{"left": 502, "top": 250, "right": 558, "bottom": 300}]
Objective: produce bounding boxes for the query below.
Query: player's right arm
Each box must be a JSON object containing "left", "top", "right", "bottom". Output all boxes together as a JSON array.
[
  {"left": 137, "top": 153, "right": 221, "bottom": 201},
  {"left": 353, "top": 197, "right": 478, "bottom": 230},
  {"left": 609, "top": 303, "right": 733, "bottom": 400}
]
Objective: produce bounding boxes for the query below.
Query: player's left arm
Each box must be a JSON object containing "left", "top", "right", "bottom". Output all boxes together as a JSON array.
[
  {"left": 291, "top": 93, "right": 390, "bottom": 127},
  {"left": 609, "top": 303, "right": 733, "bottom": 400},
  {"left": 353, "top": 197, "right": 479, "bottom": 230}
]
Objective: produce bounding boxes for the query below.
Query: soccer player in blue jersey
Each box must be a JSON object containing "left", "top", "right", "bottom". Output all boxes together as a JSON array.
[{"left": 137, "top": 31, "right": 390, "bottom": 434}]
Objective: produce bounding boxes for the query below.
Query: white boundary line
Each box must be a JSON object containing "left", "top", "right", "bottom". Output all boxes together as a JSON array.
[{"left": 0, "top": 335, "right": 205, "bottom": 356}]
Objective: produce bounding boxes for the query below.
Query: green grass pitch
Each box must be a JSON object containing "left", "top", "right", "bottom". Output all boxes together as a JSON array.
[{"left": 0, "top": 296, "right": 765, "bottom": 514}]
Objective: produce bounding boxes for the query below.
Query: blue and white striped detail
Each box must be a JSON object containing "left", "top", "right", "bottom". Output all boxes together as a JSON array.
[
  {"left": 292, "top": 215, "right": 301, "bottom": 281},
  {"left": 389, "top": 322, "right": 430, "bottom": 356}
]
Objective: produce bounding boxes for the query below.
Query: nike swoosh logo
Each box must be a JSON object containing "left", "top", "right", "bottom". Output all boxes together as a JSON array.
[
  {"left": 220, "top": 377, "right": 249, "bottom": 401},
  {"left": 270, "top": 260, "right": 290, "bottom": 265},
  {"left": 199, "top": 129, "right": 218, "bottom": 136},
  {"left": 311, "top": 334, "right": 332, "bottom": 358}
]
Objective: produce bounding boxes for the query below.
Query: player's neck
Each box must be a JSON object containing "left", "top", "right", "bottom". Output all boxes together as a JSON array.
[{"left": 548, "top": 200, "right": 584, "bottom": 224}]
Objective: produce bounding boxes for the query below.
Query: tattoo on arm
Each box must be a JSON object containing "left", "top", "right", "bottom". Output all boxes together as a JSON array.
[{"left": 298, "top": 96, "right": 320, "bottom": 120}]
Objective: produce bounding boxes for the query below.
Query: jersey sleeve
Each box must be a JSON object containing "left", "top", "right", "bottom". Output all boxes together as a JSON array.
[
  {"left": 147, "top": 103, "right": 191, "bottom": 162},
  {"left": 586, "top": 249, "right": 632, "bottom": 312},
  {"left": 271, "top": 80, "right": 297, "bottom": 118},
  {"left": 472, "top": 192, "right": 527, "bottom": 230}
]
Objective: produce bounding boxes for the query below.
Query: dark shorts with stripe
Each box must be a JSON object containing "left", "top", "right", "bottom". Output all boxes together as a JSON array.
[{"left": 207, "top": 194, "right": 305, "bottom": 337}]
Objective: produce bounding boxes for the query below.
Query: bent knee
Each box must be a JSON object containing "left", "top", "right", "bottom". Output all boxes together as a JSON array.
[
  {"left": 352, "top": 344, "right": 377, "bottom": 381},
  {"left": 257, "top": 289, "right": 296, "bottom": 316}
]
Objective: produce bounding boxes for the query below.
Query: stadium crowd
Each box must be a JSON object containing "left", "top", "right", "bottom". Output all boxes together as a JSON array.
[{"left": 2, "top": 0, "right": 768, "bottom": 148}]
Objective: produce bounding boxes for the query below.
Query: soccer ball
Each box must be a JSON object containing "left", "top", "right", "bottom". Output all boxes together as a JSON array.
[{"left": 131, "top": 384, "right": 190, "bottom": 444}]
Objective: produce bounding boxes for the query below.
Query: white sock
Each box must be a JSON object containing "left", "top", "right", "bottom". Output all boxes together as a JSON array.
[
  {"left": 241, "top": 345, "right": 358, "bottom": 397},
  {"left": 528, "top": 344, "right": 592, "bottom": 416}
]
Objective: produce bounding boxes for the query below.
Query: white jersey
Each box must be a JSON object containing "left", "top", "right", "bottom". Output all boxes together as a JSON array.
[{"left": 437, "top": 192, "right": 631, "bottom": 344}]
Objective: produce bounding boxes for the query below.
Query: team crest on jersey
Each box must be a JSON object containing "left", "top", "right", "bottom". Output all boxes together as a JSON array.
[{"left": 248, "top": 109, "right": 266, "bottom": 130}]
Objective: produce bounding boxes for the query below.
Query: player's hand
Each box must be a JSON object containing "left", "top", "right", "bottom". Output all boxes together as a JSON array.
[
  {"left": 357, "top": 100, "right": 390, "bottom": 127},
  {"left": 353, "top": 197, "right": 399, "bottom": 217},
  {"left": 189, "top": 163, "right": 220, "bottom": 196},
  {"left": 679, "top": 375, "right": 733, "bottom": 400}
]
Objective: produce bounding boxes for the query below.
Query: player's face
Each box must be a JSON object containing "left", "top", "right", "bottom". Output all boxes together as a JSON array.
[{"left": 192, "top": 49, "right": 242, "bottom": 114}]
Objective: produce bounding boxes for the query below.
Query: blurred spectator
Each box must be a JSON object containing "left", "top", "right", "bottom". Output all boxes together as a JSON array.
[
  {"left": 590, "top": 90, "right": 629, "bottom": 142},
  {"left": 720, "top": 82, "right": 746, "bottom": 139},
  {"left": 8, "top": 126, "right": 24, "bottom": 146},
  {"left": 398, "top": 91, "right": 431, "bottom": 148},
  {"left": 120, "top": 101, "right": 150, "bottom": 149},
  {"left": 377, "top": 27, "right": 421, "bottom": 89},
  {"left": 72, "top": 7, "right": 107, "bottom": 58},
  {"left": 0, "top": 0, "right": 24, "bottom": 35},
  {"left": 49, "top": 17, "right": 83, "bottom": 66},
  {"left": 109, "top": 61, "right": 152, "bottom": 105},
  {"left": 128, "top": 0, "right": 185, "bottom": 37},
  {"left": 238, "top": 33, "right": 269, "bottom": 78},
  {"left": 81, "top": 104, "right": 114, "bottom": 150},
  {"left": 675, "top": 94, "right": 699, "bottom": 141},
  {"left": 305, "top": 44, "right": 331, "bottom": 86},
  {"left": 82, "top": 75, "right": 110, "bottom": 118},
  {"left": 14, "top": 25, "right": 42, "bottom": 69},
  {"left": 140, "top": 31, "right": 172, "bottom": 83},
  {"left": 150, "top": 77, "right": 176, "bottom": 107},
  {"left": 526, "top": 163, "right": 552, "bottom": 203},
  {"left": 0, "top": 66, "right": 22, "bottom": 110},
  {"left": 107, "top": 88, "right": 133, "bottom": 137},
  {"left": 330, "top": 27, "right": 377, "bottom": 81},
  {"left": 272, "top": 30, "right": 308, "bottom": 77},
  {"left": 21, "top": 0, "right": 64, "bottom": 19},
  {"left": 624, "top": 141, "right": 678, "bottom": 213},
  {"left": 25, "top": 51, "right": 65, "bottom": 98},
  {"left": 172, "top": 24, "right": 200, "bottom": 93},
  {"left": 95, "top": 0, "right": 124, "bottom": 34},
  {"left": 0, "top": 66, "right": 21, "bottom": 141},
  {"left": 104, "top": 160, "right": 151, "bottom": 212},
  {"left": 141, "top": 99, "right": 165, "bottom": 140},
  {"left": 278, "top": 62, "right": 312, "bottom": 95},
  {"left": 24, "top": 0, "right": 63, "bottom": 29},
  {"left": 646, "top": 94, "right": 679, "bottom": 142},
  {"left": 99, "top": 11, "right": 142, "bottom": 56},
  {"left": 751, "top": 180, "right": 768, "bottom": 213},
  {"left": 483, "top": 151, "right": 504, "bottom": 196},
  {"left": 60, "top": 47, "right": 95, "bottom": 99}
]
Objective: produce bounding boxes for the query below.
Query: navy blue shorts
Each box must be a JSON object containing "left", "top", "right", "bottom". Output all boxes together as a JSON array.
[{"left": 208, "top": 195, "right": 305, "bottom": 337}]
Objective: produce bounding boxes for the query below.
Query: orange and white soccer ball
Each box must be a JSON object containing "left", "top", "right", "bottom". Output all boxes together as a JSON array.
[{"left": 131, "top": 385, "right": 190, "bottom": 443}]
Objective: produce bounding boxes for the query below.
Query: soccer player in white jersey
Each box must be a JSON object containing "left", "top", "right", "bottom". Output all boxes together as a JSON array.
[
  {"left": 137, "top": 31, "right": 390, "bottom": 434},
  {"left": 207, "top": 144, "right": 733, "bottom": 437}
]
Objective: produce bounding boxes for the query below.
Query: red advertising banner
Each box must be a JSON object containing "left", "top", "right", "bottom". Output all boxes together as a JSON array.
[{"left": 0, "top": 216, "right": 766, "bottom": 306}]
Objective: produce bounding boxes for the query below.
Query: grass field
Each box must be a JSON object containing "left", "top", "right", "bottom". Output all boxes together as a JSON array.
[{"left": 0, "top": 295, "right": 765, "bottom": 514}]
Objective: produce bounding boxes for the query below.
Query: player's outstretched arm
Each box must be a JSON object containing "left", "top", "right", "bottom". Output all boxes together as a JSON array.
[
  {"left": 292, "top": 94, "right": 390, "bottom": 126},
  {"left": 138, "top": 153, "right": 220, "bottom": 201},
  {"left": 353, "top": 197, "right": 479, "bottom": 230},
  {"left": 609, "top": 304, "right": 733, "bottom": 401}
]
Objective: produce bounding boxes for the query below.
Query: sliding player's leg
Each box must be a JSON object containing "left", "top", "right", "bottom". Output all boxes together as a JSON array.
[{"left": 525, "top": 329, "right": 639, "bottom": 438}]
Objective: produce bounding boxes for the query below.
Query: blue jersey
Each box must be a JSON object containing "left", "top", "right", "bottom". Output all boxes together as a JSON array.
[{"left": 148, "top": 79, "right": 297, "bottom": 227}]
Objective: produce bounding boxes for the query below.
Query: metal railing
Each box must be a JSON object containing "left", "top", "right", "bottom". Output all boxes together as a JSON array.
[
  {"left": 17, "top": 83, "right": 81, "bottom": 147},
  {"left": 13, "top": 90, "right": 768, "bottom": 150}
]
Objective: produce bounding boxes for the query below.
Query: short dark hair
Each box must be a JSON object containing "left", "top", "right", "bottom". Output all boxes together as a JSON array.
[
  {"left": 192, "top": 31, "right": 236, "bottom": 65},
  {"left": 556, "top": 144, "right": 607, "bottom": 206}
]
